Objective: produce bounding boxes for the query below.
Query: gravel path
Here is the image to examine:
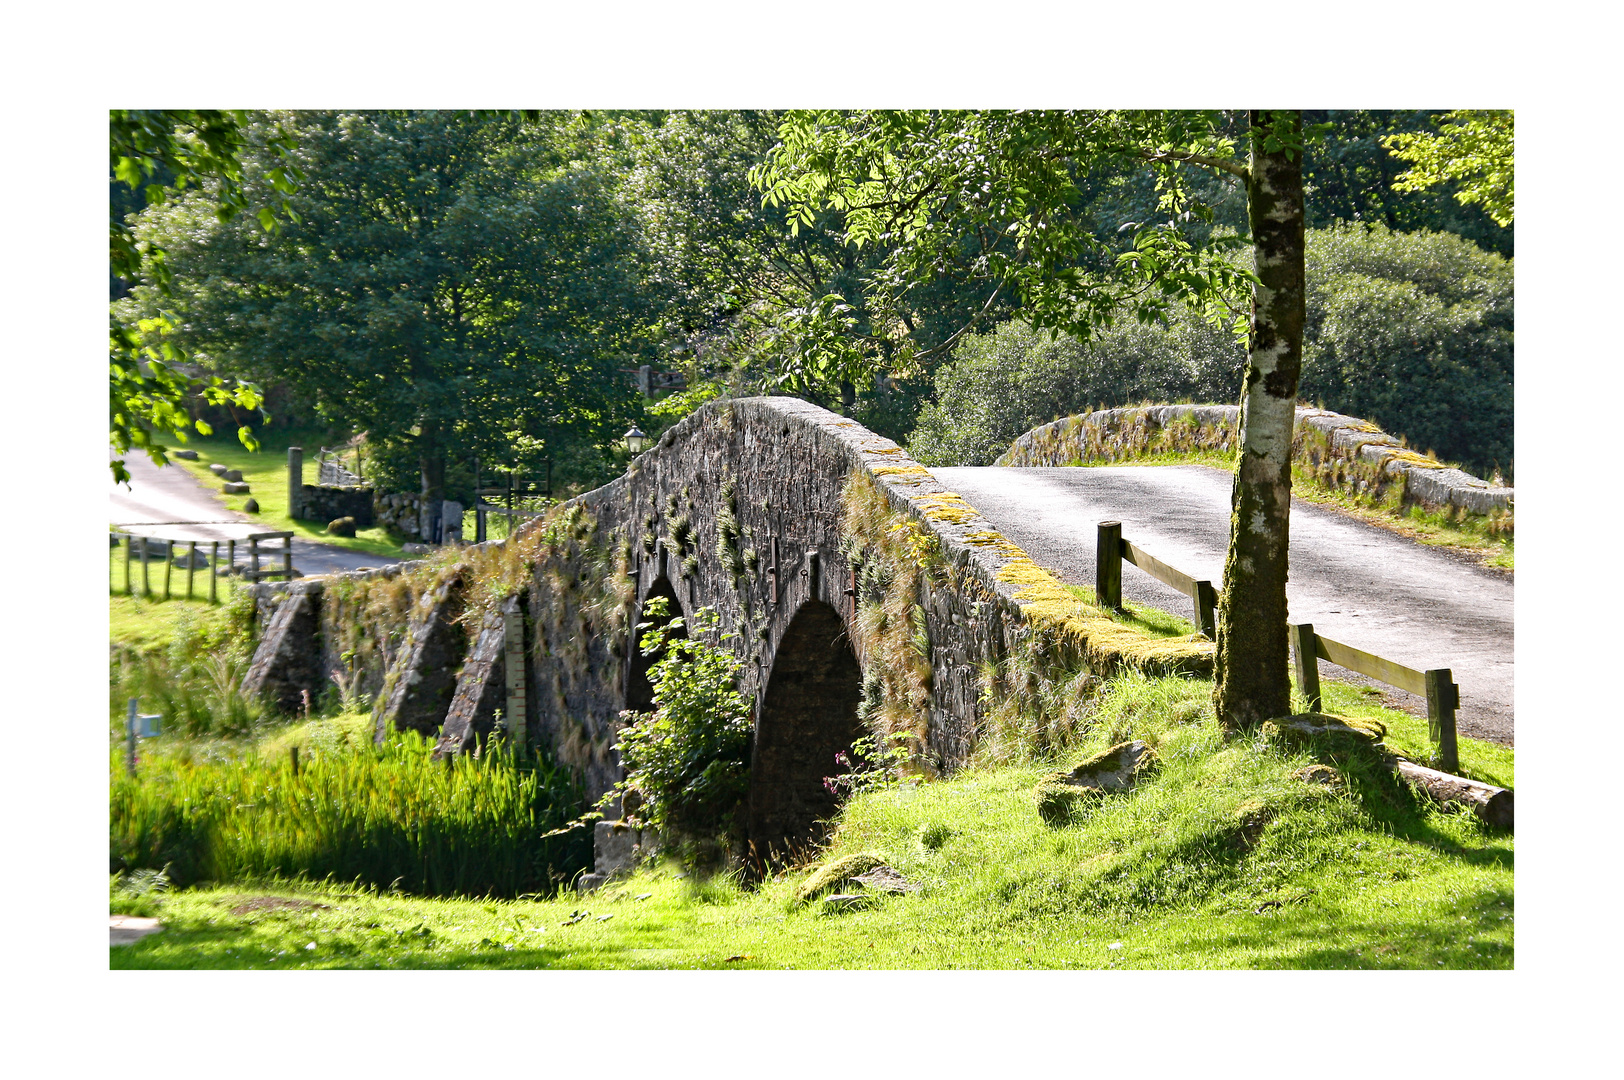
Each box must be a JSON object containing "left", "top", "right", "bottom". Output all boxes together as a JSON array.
[
  {"left": 931, "top": 465, "right": 1515, "bottom": 744},
  {"left": 109, "top": 449, "right": 400, "bottom": 577}
]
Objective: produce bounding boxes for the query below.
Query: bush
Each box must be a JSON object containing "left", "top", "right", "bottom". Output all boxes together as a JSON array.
[{"left": 614, "top": 600, "right": 753, "bottom": 841}]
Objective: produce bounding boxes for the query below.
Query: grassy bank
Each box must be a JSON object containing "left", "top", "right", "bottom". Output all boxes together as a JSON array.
[
  {"left": 167, "top": 428, "right": 407, "bottom": 560},
  {"left": 113, "top": 672, "right": 1512, "bottom": 970}
]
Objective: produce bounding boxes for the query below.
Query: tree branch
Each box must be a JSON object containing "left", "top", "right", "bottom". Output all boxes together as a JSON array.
[{"left": 1141, "top": 149, "right": 1249, "bottom": 182}]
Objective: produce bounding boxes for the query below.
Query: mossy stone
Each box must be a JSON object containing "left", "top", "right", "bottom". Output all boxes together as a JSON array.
[{"left": 795, "top": 851, "right": 888, "bottom": 904}]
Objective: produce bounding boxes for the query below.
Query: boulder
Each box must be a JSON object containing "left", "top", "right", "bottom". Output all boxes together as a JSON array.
[
  {"left": 402, "top": 542, "right": 434, "bottom": 555},
  {"left": 171, "top": 449, "right": 198, "bottom": 460},
  {"left": 1034, "top": 740, "right": 1160, "bottom": 824},
  {"left": 327, "top": 516, "right": 357, "bottom": 538},
  {"left": 224, "top": 468, "right": 244, "bottom": 482},
  {"left": 222, "top": 481, "right": 251, "bottom": 495},
  {"left": 243, "top": 498, "right": 260, "bottom": 513},
  {"left": 208, "top": 463, "right": 229, "bottom": 477},
  {"left": 171, "top": 548, "right": 212, "bottom": 569},
  {"left": 795, "top": 851, "right": 889, "bottom": 904}
]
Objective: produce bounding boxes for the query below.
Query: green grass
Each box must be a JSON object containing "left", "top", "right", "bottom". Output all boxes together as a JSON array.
[
  {"left": 112, "top": 719, "right": 590, "bottom": 897},
  {"left": 112, "top": 673, "right": 1512, "bottom": 970},
  {"left": 167, "top": 428, "right": 407, "bottom": 560}
]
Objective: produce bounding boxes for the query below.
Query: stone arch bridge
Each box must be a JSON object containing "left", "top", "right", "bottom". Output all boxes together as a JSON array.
[{"left": 243, "top": 398, "right": 1212, "bottom": 856}]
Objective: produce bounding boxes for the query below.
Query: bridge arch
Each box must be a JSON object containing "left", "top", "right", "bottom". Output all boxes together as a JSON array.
[
  {"left": 626, "top": 575, "right": 685, "bottom": 714},
  {"left": 747, "top": 598, "right": 865, "bottom": 860}
]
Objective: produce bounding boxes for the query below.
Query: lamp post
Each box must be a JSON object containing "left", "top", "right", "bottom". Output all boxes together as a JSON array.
[{"left": 623, "top": 425, "right": 649, "bottom": 455}]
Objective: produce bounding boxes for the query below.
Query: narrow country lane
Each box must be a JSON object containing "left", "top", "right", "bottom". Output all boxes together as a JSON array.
[
  {"left": 109, "top": 449, "right": 400, "bottom": 577},
  {"left": 931, "top": 465, "right": 1515, "bottom": 744}
]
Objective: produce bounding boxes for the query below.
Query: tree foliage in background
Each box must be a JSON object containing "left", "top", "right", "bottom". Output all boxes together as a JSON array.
[
  {"left": 116, "top": 111, "right": 658, "bottom": 503},
  {"left": 910, "top": 225, "right": 1513, "bottom": 478},
  {"left": 908, "top": 311, "right": 1242, "bottom": 466},
  {"left": 1302, "top": 224, "right": 1513, "bottom": 478},
  {"left": 109, "top": 110, "right": 301, "bottom": 483},
  {"left": 1382, "top": 110, "right": 1514, "bottom": 228}
]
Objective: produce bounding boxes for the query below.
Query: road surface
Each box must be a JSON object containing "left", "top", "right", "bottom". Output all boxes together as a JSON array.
[
  {"left": 932, "top": 465, "right": 1514, "bottom": 744},
  {"left": 109, "top": 450, "right": 398, "bottom": 577}
]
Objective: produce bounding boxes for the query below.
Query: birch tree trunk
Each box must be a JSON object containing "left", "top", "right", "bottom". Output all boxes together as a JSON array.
[{"left": 1213, "top": 110, "right": 1306, "bottom": 731}]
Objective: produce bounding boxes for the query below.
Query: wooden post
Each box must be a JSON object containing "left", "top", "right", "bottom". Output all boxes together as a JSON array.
[
  {"left": 124, "top": 534, "right": 133, "bottom": 595},
  {"left": 502, "top": 601, "right": 527, "bottom": 758},
  {"left": 249, "top": 536, "right": 260, "bottom": 582},
  {"left": 1195, "top": 580, "right": 1218, "bottom": 639},
  {"left": 139, "top": 537, "right": 151, "bottom": 598},
  {"left": 227, "top": 539, "right": 236, "bottom": 583},
  {"left": 476, "top": 505, "right": 487, "bottom": 544},
  {"left": 290, "top": 745, "right": 300, "bottom": 777},
  {"left": 1425, "top": 668, "right": 1460, "bottom": 773},
  {"left": 1095, "top": 521, "right": 1122, "bottom": 611},
  {"left": 282, "top": 537, "right": 293, "bottom": 581},
  {"left": 287, "top": 446, "right": 303, "bottom": 521},
  {"left": 164, "top": 541, "right": 173, "bottom": 600},
  {"left": 1290, "top": 623, "right": 1322, "bottom": 712},
  {"left": 210, "top": 541, "right": 219, "bottom": 603},
  {"left": 186, "top": 540, "right": 197, "bottom": 599}
]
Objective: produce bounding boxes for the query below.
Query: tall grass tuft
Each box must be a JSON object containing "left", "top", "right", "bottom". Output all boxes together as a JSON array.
[{"left": 111, "top": 730, "right": 590, "bottom": 898}]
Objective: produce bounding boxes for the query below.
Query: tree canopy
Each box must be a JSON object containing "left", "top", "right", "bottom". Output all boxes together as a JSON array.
[{"left": 116, "top": 110, "right": 659, "bottom": 501}]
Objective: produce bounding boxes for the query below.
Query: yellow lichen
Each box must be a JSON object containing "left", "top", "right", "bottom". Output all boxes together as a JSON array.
[
  {"left": 914, "top": 492, "right": 980, "bottom": 526},
  {"left": 871, "top": 465, "right": 931, "bottom": 478}
]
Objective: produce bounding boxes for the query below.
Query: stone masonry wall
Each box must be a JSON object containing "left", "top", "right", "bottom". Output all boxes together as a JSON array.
[{"left": 998, "top": 404, "right": 1514, "bottom": 516}]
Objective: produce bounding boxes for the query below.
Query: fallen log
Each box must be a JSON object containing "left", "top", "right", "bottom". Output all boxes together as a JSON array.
[{"left": 1391, "top": 759, "right": 1514, "bottom": 830}]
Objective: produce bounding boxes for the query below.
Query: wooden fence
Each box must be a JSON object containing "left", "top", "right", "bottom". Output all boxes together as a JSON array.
[
  {"left": 111, "top": 530, "right": 298, "bottom": 602},
  {"left": 1095, "top": 521, "right": 1460, "bottom": 770}
]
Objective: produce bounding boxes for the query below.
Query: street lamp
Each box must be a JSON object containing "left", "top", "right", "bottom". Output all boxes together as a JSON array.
[{"left": 623, "top": 424, "right": 649, "bottom": 455}]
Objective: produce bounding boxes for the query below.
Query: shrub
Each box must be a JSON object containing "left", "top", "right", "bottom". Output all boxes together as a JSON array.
[{"left": 614, "top": 599, "right": 753, "bottom": 841}]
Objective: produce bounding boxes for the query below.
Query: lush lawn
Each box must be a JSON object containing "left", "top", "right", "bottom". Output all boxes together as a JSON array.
[
  {"left": 112, "top": 673, "right": 1512, "bottom": 971},
  {"left": 168, "top": 428, "right": 408, "bottom": 560}
]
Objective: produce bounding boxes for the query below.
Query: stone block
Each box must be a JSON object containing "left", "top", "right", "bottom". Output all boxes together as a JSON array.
[
  {"left": 593, "top": 820, "right": 659, "bottom": 877},
  {"left": 222, "top": 481, "right": 251, "bottom": 495},
  {"left": 327, "top": 516, "right": 357, "bottom": 537},
  {"left": 171, "top": 449, "right": 198, "bottom": 460},
  {"left": 224, "top": 469, "right": 244, "bottom": 482},
  {"left": 208, "top": 463, "right": 228, "bottom": 477}
]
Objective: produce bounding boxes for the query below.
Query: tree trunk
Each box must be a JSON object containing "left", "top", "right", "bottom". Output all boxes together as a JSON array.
[
  {"left": 419, "top": 429, "right": 446, "bottom": 543},
  {"left": 1213, "top": 111, "right": 1306, "bottom": 731}
]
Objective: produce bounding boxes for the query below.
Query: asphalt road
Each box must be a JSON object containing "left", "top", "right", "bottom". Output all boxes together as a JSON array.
[
  {"left": 931, "top": 465, "right": 1515, "bottom": 744},
  {"left": 109, "top": 450, "right": 398, "bottom": 577}
]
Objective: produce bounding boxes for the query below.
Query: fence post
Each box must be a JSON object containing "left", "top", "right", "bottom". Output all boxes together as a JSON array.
[
  {"left": 210, "top": 541, "right": 219, "bottom": 603},
  {"left": 249, "top": 536, "right": 260, "bottom": 582},
  {"left": 1425, "top": 668, "right": 1460, "bottom": 773},
  {"left": 282, "top": 536, "right": 293, "bottom": 581},
  {"left": 139, "top": 537, "right": 151, "bottom": 598},
  {"left": 1096, "top": 521, "right": 1122, "bottom": 611},
  {"left": 287, "top": 446, "right": 304, "bottom": 520},
  {"left": 476, "top": 505, "right": 487, "bottom": 544},
  {"left": 164, "top": 541, "right": 173, "bottom": 600},
  {"left": 1290, "top": 623, "right": 1322, "bottom": 712},
  {"left": 1195, "top": 580, "right": 1218, "bottom": 639},
  {"left": 124, "top": 534, "right": 132, "bottom": 595},
  {"left": 186, "top": 540, "right": 197, "bottom": 599}
]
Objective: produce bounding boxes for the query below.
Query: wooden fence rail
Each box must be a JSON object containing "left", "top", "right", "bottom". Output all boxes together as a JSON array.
[
  {"left": 1093, "top": 520, "right": 1462, "bottom": 772},
  {"left": 1290, "top": 622, "right": 1459, "bottom": 772},
  {"left": 111, "top": 530, "right": 296, "bottom": 600},
  {"left": 1095, "top": 521, "right": 1218, "bottom": 638}
]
